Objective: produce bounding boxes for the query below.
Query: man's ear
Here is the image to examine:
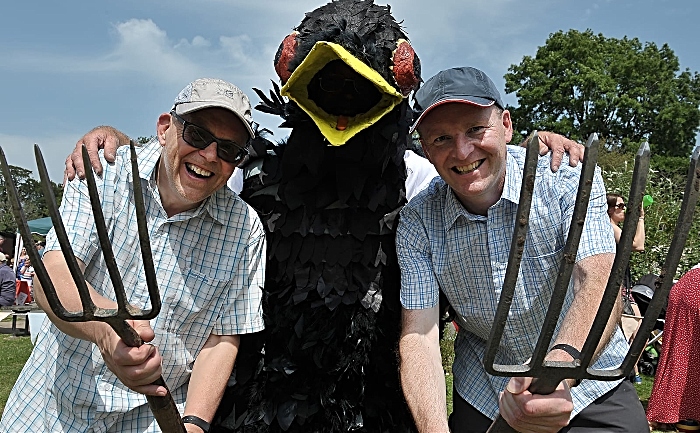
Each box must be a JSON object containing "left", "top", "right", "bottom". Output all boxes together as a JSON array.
[
  {"left": 156, "top": 113, "right": 172, "bottom": 145},
  {"left": 502, "top": 109, "right": 513, "bottom": 144}
]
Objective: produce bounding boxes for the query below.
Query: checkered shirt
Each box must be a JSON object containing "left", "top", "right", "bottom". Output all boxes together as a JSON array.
[
  {"left": 397, "top": 146, "right": 628, "bottom": 420},
  {"left": 0, "top": 139, "right": 265, "bottom": 432}
]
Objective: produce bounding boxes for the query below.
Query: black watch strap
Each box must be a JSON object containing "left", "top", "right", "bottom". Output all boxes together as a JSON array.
[
  {"left": 182, "top": 415, "right": 210, "bottom": 432},
  {"left": 549, "top": 343, "right": 581, "bottom": 360},
  {"left": 549, "top": 344, "right": 582, "bottom": 387}
]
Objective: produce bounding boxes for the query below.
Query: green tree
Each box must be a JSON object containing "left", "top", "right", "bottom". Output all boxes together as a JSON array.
[
  {"left": 505, "top": 29, "right": 700, "bottom": 156},
  {"left": 137, "top": 136, "right": 154, "bottom": 145},
  {"left": 0, "top": 165, "right": 63, "bottom": 234}
]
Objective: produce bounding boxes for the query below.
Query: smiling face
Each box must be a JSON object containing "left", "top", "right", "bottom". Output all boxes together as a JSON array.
[
  {"left": 157, "top": 107, "right": 248, "bottom": 216},
  {"left": 610, "top": 197, "right": 626, "bottom": 223},
  {"left": 418, "top": 102, "right": 512, "bottom": 215}
]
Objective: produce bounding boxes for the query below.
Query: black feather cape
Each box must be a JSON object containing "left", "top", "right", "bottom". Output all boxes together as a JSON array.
[{"left": 213, "top": 1, "right": 418, "bottom": 432}]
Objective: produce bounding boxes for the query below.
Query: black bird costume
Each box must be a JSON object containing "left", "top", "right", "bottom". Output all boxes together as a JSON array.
[{"left": 213, "top": 1, "right": 421, "bottom": 431}]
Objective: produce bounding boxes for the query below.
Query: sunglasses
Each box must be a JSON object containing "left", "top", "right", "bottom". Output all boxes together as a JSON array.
[
  {"left": 614, "top": 203, "right": 626, "bottom": 210},
  {"left": 170, "top": 111, "right": 248, "bottom": 164}
]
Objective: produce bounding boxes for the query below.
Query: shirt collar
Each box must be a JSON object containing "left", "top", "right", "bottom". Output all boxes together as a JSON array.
[{"left": 501, "top": 150, "right": 523, "bottom": 205}]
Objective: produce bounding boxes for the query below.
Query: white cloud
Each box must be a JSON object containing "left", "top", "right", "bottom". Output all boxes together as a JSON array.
[{"left": 1, "top": 18, "right": 270, "bottom": 87}]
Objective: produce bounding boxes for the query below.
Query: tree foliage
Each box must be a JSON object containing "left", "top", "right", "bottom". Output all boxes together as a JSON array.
[
  {"left": 0, "top": 165, "right": 63, "bottom": 234},
  {"left": 505, "top": 29, "right": 700, "bottom": 157},
  {"left": 598, "top": 148, "right": 700, "bottom": 281}
]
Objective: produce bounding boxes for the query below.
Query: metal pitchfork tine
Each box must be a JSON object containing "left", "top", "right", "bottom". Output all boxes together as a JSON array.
[
  {"left": 0, "top": 143, "right": 187, "bottom": 433},
  {"left": 484, "top": 133, "right": 700, "bottom": 433}
]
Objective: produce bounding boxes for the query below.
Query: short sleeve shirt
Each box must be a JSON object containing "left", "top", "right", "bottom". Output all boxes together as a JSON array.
[
  {"left": 397, "top": 146, "right": 628, "bottom": 419},
  {"left": 0, "top": 139, "right": 265, "bottom": 432}
]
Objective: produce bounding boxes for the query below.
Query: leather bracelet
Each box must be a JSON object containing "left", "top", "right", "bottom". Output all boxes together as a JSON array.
[
  {"left": 182, "top": 415, "right": 210, "bottom": 432},
  {"left": 549, "top": 343, "right": 581, "bottom": 360}
]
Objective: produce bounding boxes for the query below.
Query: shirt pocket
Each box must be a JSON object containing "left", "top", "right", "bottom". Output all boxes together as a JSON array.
[
  {"left": 161, "top": 268, "right": 237, "bottom": 335},
  {"left": 183, "top": 267, "right": 233, "bottom": 303},
  {"left": 516, "top": 248, "right": 564, "bottom": 314}
]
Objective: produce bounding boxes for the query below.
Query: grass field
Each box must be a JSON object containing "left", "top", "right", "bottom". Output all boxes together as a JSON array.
[
  {"left": 0, "top": 333, "right": 32, "bottom": 415},
  {"left": 0, "top": 320, "right": 663, "bottom": 431}
]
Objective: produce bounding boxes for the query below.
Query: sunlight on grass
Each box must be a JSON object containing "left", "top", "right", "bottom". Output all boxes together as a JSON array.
[
  {"left": 0, "top": 333, "right": 33, "bottom": 415},
  {"left": 441, "top": 324, "right": 456, "bottom": 416}
]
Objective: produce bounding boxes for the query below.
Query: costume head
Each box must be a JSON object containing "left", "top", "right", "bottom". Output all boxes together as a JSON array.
[{"left": 273, "top": 0, "right": 421, "bottom": 145}]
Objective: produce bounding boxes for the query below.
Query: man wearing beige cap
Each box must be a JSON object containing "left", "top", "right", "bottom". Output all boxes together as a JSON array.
[{"left": 0, "top": 78, "right": 266, "bottom": 433}]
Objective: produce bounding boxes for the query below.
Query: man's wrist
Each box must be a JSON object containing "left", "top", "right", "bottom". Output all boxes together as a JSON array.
[
  {"left": 182, "top": 415, "right": 210, "bottom": 433},
  {"left": 549, "top": 344, "right": 582, "bottom": 387},
  {"left": 549, "top": 343, "right": 581, "bottom": 360},
  {"left": 564, "top": 378, "right": 579, "bottom": 389}
]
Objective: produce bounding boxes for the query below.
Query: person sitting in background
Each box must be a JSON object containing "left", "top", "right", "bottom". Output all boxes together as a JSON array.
[
  {"left": 647, "top": 265, "right": 700, "bottom": 431},
  {"left": 0, "top": 253, "right": 16, "bottom": 306},
  {"left": 607, "top": 193, "right": 646, "bottom": 384}
]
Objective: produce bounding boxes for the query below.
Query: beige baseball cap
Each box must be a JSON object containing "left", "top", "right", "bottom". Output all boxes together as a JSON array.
[{"left": 173, "top": 78, "right": 255, "bottom": 139}]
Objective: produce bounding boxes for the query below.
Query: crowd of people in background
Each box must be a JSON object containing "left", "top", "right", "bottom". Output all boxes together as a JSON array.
[
  {"left": 0, "top": 240, "right": 44, "bottom": 307},
  {"left": 607, "top": 193, "right": 646, "bottom": 385}
]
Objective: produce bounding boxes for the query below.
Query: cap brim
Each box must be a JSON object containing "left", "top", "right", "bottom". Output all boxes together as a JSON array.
[
  {"left": 410, "top": 97, "right": 495, "bottom": 133},
  {"left": 175, "top": 102, "right": 255, "bottom": 140}
]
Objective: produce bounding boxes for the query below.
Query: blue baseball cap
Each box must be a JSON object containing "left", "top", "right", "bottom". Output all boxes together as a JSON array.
[{"left": 411, "top": 66, "right": 504, "bottom": 133}]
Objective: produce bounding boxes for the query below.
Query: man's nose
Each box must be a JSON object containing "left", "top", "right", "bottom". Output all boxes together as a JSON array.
[
  {"left": 452, "top": 135, "right": 474, "bottom": 158},
  {"left": 199, "top": 141, "right": 219, "bottom": 161}
]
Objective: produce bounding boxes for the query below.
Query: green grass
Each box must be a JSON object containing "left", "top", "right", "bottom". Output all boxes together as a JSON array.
[
  {"left": 0, "top": 332, "right": 33, "bottom": 415},
  {"left": 0, "top": 320, "right": 664, "bottom": 431}
]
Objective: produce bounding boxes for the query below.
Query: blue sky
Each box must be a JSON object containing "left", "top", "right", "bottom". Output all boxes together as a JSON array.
[{"left": 1, "top": 0, "right": 698, "bottom": 182}]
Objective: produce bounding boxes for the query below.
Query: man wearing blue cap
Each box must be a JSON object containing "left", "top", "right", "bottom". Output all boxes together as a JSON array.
[{"left": 396, "top": 67, "right": 648, "bottom": 433}]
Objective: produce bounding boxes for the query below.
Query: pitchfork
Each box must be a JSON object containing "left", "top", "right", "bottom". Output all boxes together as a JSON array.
[
  {"left": 0, "top": 143, "right": 187, "bottom": 433},
  {"left": 483, "top": 132, "right": 700, "bottom": 432}
]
